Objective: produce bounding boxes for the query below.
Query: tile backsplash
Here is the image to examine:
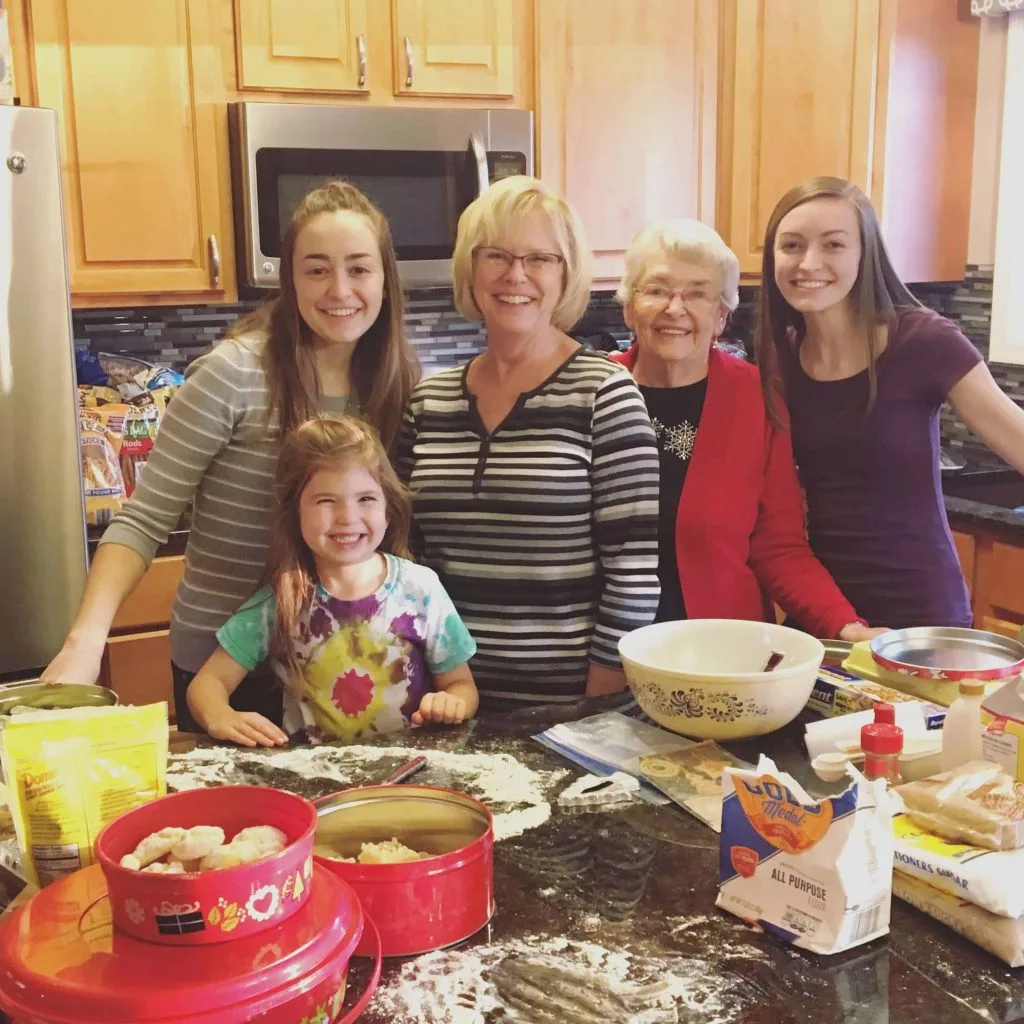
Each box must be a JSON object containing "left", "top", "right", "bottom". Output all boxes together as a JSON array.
[
  {"left": 73, "top": 290, "right": 487, "bottom": 377},
  {"left": 74, "top": 265, "right": 1016, "bottom": 466}
]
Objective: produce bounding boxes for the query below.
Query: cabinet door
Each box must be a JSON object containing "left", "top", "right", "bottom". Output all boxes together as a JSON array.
[
  {"left": 234, "top": 0, "right": 370, "bottom": 92},
  {"left": 30, "top": 0, "right": 230, "bottom": 298},
  {"left": 110, "top": 556, "right": 185, "bottom": 632},
  {"left": 536, "top": 0, "right": 718, "bottom": 284},
  {"left": 392, "top": 0, "right": 514, "bottom": 97},
  {"left": 104, "top": 630, "right": 175, "bottom": 717},
  {"left": 719, "top": 0, "right": 880, "bottom": 274}
]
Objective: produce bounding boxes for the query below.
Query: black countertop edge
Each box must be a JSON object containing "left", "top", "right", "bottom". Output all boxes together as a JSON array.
[{"left": 945, "top": 495, "right": 1024, "bottom": 539}]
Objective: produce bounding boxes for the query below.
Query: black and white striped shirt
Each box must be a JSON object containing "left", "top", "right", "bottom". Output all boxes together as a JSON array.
[{"left": 397, "top": 349, "right": 660, "bottom": 706}]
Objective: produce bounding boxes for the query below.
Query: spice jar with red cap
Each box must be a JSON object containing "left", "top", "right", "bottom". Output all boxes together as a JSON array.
[{"left": 861, "top": 704, "right": 904, "bottom": 785}]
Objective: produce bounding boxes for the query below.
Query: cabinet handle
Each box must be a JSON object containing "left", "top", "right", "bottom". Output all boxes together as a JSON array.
[
  {"left": 356, "top": 34, "right": 367, "bottom": 88},
  {"left": 404, "top": 36, "right": 414, "bottom": 88},
  {"left": 208, "top": 234, "right": 221, "bottom": 289}
]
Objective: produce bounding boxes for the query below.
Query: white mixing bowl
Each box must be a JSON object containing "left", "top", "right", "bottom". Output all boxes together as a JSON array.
[{"left": 618, "top": 619, "right": 825, "bottom": 741}]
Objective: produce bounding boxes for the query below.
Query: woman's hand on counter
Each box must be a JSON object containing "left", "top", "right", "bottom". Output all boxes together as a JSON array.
[
  {"left": 838, "top": 622, "right": 890, "bottom": 643},
  {"left": 40, "top": 630, "right": 106, "bottom": 686}
]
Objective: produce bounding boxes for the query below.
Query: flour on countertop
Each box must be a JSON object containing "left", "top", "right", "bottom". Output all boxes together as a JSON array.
[
  {"left": 167, "top": 744, "right": 568, "bottom": 841},
  {"left": 367, "top": 935, "right": 747, "bottom": 1024}
]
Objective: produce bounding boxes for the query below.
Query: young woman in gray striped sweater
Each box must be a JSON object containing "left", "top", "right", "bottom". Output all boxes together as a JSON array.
[
  {"left": 398, "top": 177, "right": 661, "bottom": 708},
  {"left": 42, "top": 181, "right": 420, "bottom": 730}
]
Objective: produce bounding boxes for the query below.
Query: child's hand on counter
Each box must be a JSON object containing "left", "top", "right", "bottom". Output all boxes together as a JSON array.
[
  {"left": 205, "top": 708, "right": 288, "bottom": 748},
  {"left": 412, "top": 691, "right": 469, "bottom": 727}
]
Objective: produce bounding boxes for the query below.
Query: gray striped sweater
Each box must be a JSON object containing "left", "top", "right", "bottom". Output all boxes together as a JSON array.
[
  {"left": 397, "top": 349, "right": 661, "bottom": 705},
  {"left": 99, "top": 336, "right": 349, "bottom": 672}
]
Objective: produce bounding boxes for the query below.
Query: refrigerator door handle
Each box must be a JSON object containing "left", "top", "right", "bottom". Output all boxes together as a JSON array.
[{"left": 208, "top": 233, "right": 221, "bottom": 290}]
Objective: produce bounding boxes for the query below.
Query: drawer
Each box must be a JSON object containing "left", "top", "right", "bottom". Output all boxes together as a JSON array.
[
  {"left": 104, "top": 629, "right": 174, "bottom": 720},
  {"left": 111, "top": 556, "right": 184, "bottom": 631}
]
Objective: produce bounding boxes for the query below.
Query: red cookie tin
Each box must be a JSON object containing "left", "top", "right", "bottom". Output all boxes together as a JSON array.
[
  {"left": 313, "top": 784, "right": 494, "bottom": 957},
  {"left": 0, "top": 861, "right": 381, "bottom": 1023},
  {"left": 95, "top": 785, "right": 317, "bottom": 945}
]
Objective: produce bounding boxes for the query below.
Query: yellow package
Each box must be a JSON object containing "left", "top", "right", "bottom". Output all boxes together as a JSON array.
[{"left": 1, "top": 703, "right": 168, "bottom": 886}]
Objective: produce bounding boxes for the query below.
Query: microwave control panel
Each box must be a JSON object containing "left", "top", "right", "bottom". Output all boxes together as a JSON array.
[{"left": 488, "top": 151, "right": 529, "bottom": 183}]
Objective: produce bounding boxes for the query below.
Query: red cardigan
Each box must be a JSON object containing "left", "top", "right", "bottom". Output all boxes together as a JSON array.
[{"left": 611, "top": 345, "right": 860, "bottom": 637}]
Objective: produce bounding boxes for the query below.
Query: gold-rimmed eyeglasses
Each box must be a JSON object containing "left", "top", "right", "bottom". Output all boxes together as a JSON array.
[
  {"left": 634, "top": 282, "right": 720, "bottom": 311},
  {"left": 474, "top": 246, "right": 565, "bottom": 275}
]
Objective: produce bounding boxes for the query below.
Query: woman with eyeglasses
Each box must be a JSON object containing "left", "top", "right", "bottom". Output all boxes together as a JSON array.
[
  {"left": 397, "top": 176, "right": 660, "bottom": 708},
  {"left": 610, "top": 218, "right": 884, "bottom": 642}
]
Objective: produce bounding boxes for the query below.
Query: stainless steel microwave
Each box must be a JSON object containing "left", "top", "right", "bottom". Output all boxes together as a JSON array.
[{"left": 228, "top": 102, "right": 533, "bottom": 292}]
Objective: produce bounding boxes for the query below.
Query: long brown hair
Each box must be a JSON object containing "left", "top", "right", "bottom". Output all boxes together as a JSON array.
[
  {"left": 755, "top": 176, "right": 919, "bottom": 424},
  {"left": 229, "top": 181, "right": 420, "bottom": 451},
  {"left": 267, "top": 416, "right": 412, "bottom": 686}
]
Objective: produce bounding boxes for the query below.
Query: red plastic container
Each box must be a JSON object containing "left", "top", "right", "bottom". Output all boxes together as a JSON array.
[
  {"left": 96, "top": 785, "right": 316, "bottom": 945},
  {"left": 0, "top": 862, "right": 381, "bottom": 1023},
  {"left": 313, "top": 784, "right": 494, "bottom": 957}
]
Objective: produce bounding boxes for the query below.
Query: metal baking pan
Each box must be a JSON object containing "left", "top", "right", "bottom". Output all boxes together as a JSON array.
[
  {"left": 821, "top": 639, "right": 854, "bottom": 665},
  {"left": 869, "top": 626, "right": 1024, "bottom": 681}
]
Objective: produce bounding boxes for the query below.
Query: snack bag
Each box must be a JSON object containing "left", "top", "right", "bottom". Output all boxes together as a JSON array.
[
  {"left": 1, "top": 704, "right": 168, "bottom": 886},
  {"left": 717, "top": 756, "right": 893, "bottom": 954},
  {"left": 80, "top": 404, "right": 129, "bottom": 525},
  {"left": 120, "top": 396, "right": 161, "bottom": 497}
]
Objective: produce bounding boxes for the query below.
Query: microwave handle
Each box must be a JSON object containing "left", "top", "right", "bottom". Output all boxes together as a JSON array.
[{"left": 468, "top": 133, "right": 489, "bottom": 198}]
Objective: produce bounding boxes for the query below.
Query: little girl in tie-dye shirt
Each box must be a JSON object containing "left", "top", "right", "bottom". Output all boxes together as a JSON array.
[{"left": 186, "top": 417, "right": 478, "bottom": 747}]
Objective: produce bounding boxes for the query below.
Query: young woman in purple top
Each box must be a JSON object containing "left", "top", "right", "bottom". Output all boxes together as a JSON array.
[{"left": 756, "top": 176, "right": 1024, "bottom": 630}]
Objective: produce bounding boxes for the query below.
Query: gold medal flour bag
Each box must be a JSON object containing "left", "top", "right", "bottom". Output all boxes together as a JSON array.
[{"left": 717, "top": 755, "right": 894, "bottom": 954}]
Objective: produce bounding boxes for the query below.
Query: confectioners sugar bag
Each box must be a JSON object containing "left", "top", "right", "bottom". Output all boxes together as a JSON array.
[{"left": 717, "top": 756, "right": 894, "bottom": 955}]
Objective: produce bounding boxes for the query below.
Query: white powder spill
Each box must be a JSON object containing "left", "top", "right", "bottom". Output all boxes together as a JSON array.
[
  {"left": 367, "top": 934, "right": 747, "bottom": 1024},
  {"left": 167, "top": 744, "right": 567, "bottom": 841}
]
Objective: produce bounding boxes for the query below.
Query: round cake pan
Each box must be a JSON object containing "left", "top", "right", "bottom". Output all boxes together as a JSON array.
[{"left": 869, "top": 626, "right": 1024, "bottom": 681}]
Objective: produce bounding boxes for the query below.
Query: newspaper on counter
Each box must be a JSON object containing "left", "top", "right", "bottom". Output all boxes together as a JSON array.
[
  {"left": 717, "top": 755, "right": 894, "bottom": 955},
  {"left": 631, "top": 741, "right": 753, "bottom": 832}
]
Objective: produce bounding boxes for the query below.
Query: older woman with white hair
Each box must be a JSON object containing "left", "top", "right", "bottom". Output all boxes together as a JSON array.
[
  {"left": 610, "top": 219, "right": 882, "bottom": 641},
  {"left": 398, "top": 176, "right": 660, "bottom": 708}
]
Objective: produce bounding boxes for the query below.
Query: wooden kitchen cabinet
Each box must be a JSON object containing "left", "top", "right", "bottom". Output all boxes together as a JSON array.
[
  {"left": 535, "top": 0, "right": 718, "bottom": 285},
  {"left": 28, "top": 0, "right": 234, "bottom": 301},
  {"left": 99, "top": 555, "right": 183, "bottom": 716},
  {"left": 392, "top": 0, "right": 515, "bottom": 98},
  {"left": 717, "top": 0, "right": 979, "bottom": 280},
  {"left": 103, "top": 631, "right": 175, "bottom": 712},
  {"left": 234, "top": 0, "right": 371, "bottom": 92},
  {"left": 233, "top": 0, "right": 520, "bottom": 99},
  {"left": 948, "top": 522, "right": 1024, "bottom": 638}
]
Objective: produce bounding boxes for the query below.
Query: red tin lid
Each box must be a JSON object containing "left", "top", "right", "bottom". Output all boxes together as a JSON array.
[{"left": 0, "top": 863, "right": 363, "bottom": 1024}]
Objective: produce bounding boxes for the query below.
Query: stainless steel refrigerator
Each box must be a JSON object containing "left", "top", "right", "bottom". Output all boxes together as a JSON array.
[{"left": 0, "top": 104, "right": 87, "bottom": 682}]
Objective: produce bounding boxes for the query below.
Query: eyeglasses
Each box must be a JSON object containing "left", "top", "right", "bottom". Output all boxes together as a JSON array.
[
  {"left": 634, "top": 282, "right": 720, "bottom": 310},
  {"left": 474, "top": 246, "right": 565, "bottom": 275}
]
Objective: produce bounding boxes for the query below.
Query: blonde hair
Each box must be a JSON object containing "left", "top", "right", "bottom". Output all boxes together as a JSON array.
[
  {"left": 451, "top": 175, "right": 592, "bottom": 331},
  {"left": 267, "top": 416, "right": 412, "bottom": 687},
  {"left": 616, "top": 219, "right": 741, "bottom": 312}
]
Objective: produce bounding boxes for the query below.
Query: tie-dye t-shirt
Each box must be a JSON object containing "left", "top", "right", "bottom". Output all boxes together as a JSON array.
[{"left": 216, "top": 554, "right": 476, "bottom": 741}]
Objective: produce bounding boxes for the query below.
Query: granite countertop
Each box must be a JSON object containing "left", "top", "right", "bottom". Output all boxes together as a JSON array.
[
  {"left": 168, "top": 703, "right": 1024, "bottom": 1024},
  {"left": 945, "top": 494, "right": 1024, "bottom": 539}
]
